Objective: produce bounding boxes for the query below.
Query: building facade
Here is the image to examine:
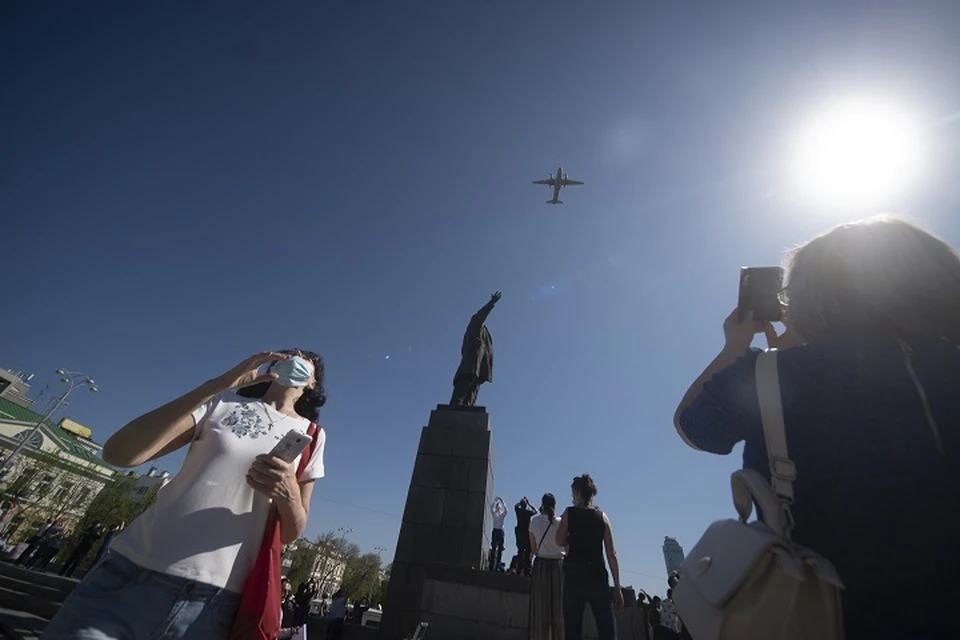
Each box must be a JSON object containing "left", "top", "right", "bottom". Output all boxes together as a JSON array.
[
  {"left": 662, "top": 536, "right": 685, "bottom": 577},
  {"left": 0, "top": 397, "right": 117, "bottom": 540}
]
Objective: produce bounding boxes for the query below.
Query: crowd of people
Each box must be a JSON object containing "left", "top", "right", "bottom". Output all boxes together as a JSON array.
[
  {"left": 490, "top": 474, "right": 624, "bottom": 640},
  {"left": 495, "top": 217, "right": 960, "bottom": 640},
  {"left": 3, "top": 216, "right": 958, "bottom": 640}
]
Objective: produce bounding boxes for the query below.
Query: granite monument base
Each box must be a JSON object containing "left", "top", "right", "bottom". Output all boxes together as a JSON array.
[{"left": 380, "top": 405, "right": 494, "bottom": 639}]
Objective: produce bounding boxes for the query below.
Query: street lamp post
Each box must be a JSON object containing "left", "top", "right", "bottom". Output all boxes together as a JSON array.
[{"left": 0, "top": 370, "right": 98, "bottom": 475}]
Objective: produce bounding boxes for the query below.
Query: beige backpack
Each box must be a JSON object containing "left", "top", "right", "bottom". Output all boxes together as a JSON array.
[{"left": 673, "top": 349, "right": 845, "bottom": 640}]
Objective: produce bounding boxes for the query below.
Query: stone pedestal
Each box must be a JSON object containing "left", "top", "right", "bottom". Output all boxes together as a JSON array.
[{"left": 380, "top": 405, "right": 494, "bottom": 639}]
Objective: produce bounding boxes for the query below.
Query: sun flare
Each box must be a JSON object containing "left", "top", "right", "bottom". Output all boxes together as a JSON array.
[{"left": 792, "top": 99, "right": 923, "bottom": 209}]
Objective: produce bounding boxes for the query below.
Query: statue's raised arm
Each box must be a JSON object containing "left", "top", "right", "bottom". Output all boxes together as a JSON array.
[{"left": 450, "top": 292, "right": 501, "bottom": 407}]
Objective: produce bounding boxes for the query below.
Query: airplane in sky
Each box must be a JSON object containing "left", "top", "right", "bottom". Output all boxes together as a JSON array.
[{"left": 532, "top": 166, "right": 583, "bottom": 204}]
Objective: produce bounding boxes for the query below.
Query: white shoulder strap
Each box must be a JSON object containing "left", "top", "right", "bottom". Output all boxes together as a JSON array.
[{"left": 754, "top": 350, "right": 797, "bottom": 505}]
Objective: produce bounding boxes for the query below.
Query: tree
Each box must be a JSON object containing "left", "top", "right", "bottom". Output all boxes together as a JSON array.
[
  {"left": 341, "top": 553, "right": 383, "bottom": 604},
  {"left": 284, "top": 538, "right": 317, "bottom": 589},
  {"left": 55, "top": 475, "right": 159, "bottom": 567},
  {"left": 375, "top": 563, "right": 391, "bottom": 607},
  {"left": 310, "top": 530, "right": 360, "bottom": 594}
]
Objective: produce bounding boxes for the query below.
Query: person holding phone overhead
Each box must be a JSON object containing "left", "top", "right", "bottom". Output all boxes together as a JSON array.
[
  {"left": 44, "top": 349, "right": 327, "bottom": 640},
  {"left": 674, "top": 217, "right": 960, "bottom": 640}
]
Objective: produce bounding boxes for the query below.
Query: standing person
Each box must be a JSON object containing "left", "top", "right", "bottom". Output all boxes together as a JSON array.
[
  {"left": 648, "top": 597, "right": 662, "bottom": 640},
  {"left": 489, "top": 496, "right": 507, "bottom": 571},
  {"left": 528, "top": 493, "right": 564, "bottom": 640},
  {"left": 656, "top": 590, "right": 680, "bottom": 640},
  {"left": 16, "top": 518, "right": 53, "bottom": 566},
  {"left": 44, "top": 350, "right": 328, "bottom": 640},
  {"left": 92, "top": 522, "right": 123, "bottom": 565},
  {"left": 30, "top": 525, "right": 67, "bottom": 571},
  {"left": 60, "top": 524, "right": 104, "bottom": 577},
  {"left": 556, "top": 475, "right": 623, "bottom": 640},
  {"left": 280, "top": 578, "right": 298, "bottom": 631},
  {"left": 327, "top": 589, "right": 347, "bottom": 640},
  {"left": 294, "top": 579, "right": 318, "bottom": 627},
  {"left": 0, "top": 500, "right": 18, "bottom": 538},
  {"left": 514, "top": 497, "right": 537, "bottom": 576},
  {"left": 674, "top": 217, "right": 960, "bottom": 640}
]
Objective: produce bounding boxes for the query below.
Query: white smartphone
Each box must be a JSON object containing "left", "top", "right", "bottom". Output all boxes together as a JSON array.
[{"left": 269, "top": 429, "right": 310, "bottom": 463}]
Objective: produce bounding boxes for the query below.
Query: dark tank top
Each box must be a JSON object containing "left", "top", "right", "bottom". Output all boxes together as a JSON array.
[{"left": 563, "top": 506, "right": 608, "bottom": 583}]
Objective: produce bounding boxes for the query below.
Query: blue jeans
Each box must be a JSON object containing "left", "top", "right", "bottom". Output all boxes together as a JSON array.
[
  {"left": 563, "top": 577, "right": 618, "bottom": 640},
  {"left": 43, "top": 553, "right": 240, "bottom": 640}
]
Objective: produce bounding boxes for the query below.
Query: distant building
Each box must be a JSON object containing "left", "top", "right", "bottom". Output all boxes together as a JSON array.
[
  {"left": 131, "top": 466, "right": 171, "bottom": 498},
  {"left": 281, "top": 538, "right": 348, "bottom": 594},
  {"left": 663, "top": 536, "right": 684, "bottom": 576},
  {"left": 0, "top": 370, "right": 167, "bottom": 540},
  {"left": 0, "top": 396, "right": 116, "bottom": 538},
  {"left": 0, "top": 368, "right": 35, "bottom": 409}
]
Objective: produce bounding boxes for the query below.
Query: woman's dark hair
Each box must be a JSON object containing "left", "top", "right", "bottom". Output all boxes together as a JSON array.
[
  {"left": 571, "top": 474, "right": 598, "bottom": 503},
  {"left": 236, "top": 348, "right": 327, "bottom": 421},
  {"left": 541, "top": 493, "right": 556, "bottom": 519}
]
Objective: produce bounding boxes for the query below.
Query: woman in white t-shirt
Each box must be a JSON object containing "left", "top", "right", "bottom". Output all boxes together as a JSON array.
[
  {"left": 44, "top": 350, "right": 328, "bottom": 640},
  {"left": 528, "top": 493, "right": 564, "bottom": 640}
]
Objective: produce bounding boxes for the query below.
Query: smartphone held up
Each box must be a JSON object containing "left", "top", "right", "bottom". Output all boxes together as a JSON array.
[
  {"left": 738, "top": 266, "right": 784, "bottom": 323},
  {"left": 269, "top": 429, "right": 311, "bottom": 463}
]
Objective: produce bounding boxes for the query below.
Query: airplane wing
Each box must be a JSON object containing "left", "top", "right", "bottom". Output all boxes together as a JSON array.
[
  {"left": 561, "top": 178, "right": 584, "bottom": 186},
  {"left": 532, "top": 179, "right": 556, "bottom": 185}
]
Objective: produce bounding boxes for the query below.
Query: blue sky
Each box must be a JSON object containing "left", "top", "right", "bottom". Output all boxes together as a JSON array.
[{"left": 3, "top": 1, "right": 959, "bottom": 597}]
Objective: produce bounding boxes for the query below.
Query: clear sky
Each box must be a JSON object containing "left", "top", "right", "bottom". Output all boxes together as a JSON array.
[{"left": 3, "top": 1, "right": 959, "bottom": 597}]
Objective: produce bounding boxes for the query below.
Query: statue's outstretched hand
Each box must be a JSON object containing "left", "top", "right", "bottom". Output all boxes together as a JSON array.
[{"left": 490, "top": 291, "right": 502, "bottom": 304}]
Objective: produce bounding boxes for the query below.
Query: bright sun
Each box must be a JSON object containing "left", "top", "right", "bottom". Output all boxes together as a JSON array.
[{"left": 792, "top": 99, "right": 924, "bottom": 209}]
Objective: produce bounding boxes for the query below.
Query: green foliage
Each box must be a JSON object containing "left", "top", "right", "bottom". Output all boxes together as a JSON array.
[
  {"left": 55, "top": 476, "right": 159, "bottom": 566},
  {"left": 341, "top": 552, "right": 383, "bottom": 604},
  {"left": 79, "top": 475, "right": 157, "bottom": 529},
  {"left": 375, "top": 563, "right": 391, "bottom": 606},
  {"left": 284, "top": 538, "right": 317, "bottom": 589}
]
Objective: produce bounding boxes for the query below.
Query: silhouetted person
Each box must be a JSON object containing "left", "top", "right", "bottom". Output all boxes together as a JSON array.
[
  {"left": 60, "top": 524, "right": 104, "bottom": 577},
  {"left": 514, "top": 497, "right": 537, "bottom": 575},
  {"left": 556, "top": 474, "right": 623, "bottom": 640}
]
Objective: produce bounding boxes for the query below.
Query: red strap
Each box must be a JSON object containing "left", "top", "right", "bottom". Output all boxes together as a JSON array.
[
  {"left": 295, "top": 423, "right": 321, "bottom": 480},
  {"left": 229, "top": 422, "right": 323, "bottom": 640}
]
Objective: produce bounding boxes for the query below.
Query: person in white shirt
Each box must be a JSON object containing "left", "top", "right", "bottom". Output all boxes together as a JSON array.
[
  {"left": 528, "top": 493, "right": 564, "bottom": 640},
  {"left": 489, "top": 496, "right": 507, "bottom": 571},
  {"left": 44, "top": 350, "right": 328, "bottom": 640}
]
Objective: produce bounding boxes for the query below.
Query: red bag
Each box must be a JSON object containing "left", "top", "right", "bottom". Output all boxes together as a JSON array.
[{"left": 229, "top": 423, "right": 321, "bottom": 640}]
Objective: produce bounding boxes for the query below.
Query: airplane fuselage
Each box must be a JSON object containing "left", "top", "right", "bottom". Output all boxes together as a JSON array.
[
  {"left": 549, "top": 166, "right": 564, "bottom": 204},
  {"left": 532, "top": 164, "right": 582, "bottom": 204}
]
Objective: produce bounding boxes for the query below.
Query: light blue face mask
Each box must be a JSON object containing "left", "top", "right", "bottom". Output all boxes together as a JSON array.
[{"left": 270, "top": 356, "right": 314, "bottom": 388}]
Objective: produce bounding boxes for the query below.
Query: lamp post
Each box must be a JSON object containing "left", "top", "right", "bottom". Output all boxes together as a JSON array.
[{"left": 0, "top": 370, "right": 98, "bottom": 474}]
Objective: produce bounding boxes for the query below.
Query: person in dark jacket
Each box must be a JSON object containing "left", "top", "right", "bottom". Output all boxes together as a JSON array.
[
  {"left": 675, "top": 217, "right": 960, "bottom": 640},
  {"left": 60, "top": 524, "right": 105, "bottom": 577}
]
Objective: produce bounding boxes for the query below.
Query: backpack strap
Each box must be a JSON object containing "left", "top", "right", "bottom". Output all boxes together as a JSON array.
[{"left": 754, "top": 350, "right": 797, "bottom": 534}]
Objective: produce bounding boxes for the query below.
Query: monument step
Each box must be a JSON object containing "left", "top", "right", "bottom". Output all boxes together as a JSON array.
[
  {"left": 0, "top": 606, "right": 47, "bottom": 640},
  {"left": 0, "top": 563, "right": 79, "bottom": 596},
  {"left": 0, "top": 585, "right": 59, "bottom": 627}
]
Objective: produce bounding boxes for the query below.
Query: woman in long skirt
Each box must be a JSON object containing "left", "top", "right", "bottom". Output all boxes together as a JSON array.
[{"left": 529, "top": 493, "right": 565, "bottom": 640}]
